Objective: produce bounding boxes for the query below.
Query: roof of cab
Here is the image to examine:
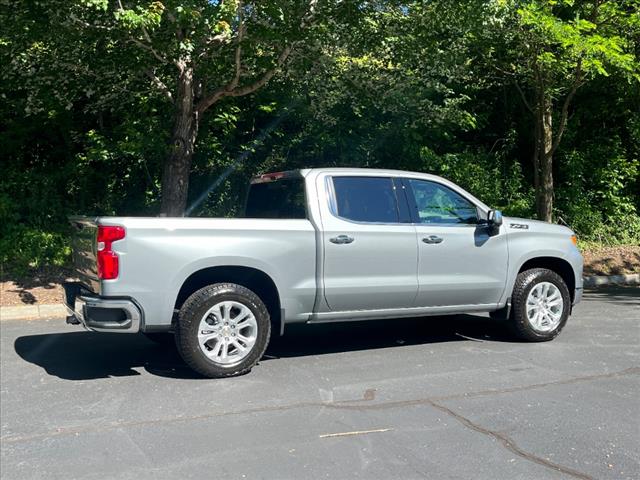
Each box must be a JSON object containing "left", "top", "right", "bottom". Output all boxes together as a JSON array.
[{"left": 252, "top": 167, "right": 489, "bottom": 211}]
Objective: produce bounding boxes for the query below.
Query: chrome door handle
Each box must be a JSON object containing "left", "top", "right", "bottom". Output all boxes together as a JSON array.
[
  {"left": 330, "top": 235, "right": 354, "bottom": 244},
  {"left": 422, "top": 235, "right": 443, "bottom": 244}
]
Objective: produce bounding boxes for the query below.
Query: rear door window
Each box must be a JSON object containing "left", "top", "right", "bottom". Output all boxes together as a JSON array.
[{"left": 332, "top": 176, "right": 400, "bottom": 223}]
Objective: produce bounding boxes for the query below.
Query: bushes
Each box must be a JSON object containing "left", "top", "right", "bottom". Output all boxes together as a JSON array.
[
  {"left": 415, "top": 144, "right": 640, "bottom": 246},
  {"left": 0, "top": 225, "right": 71, "bottom": 277},
  {"left": 557, "top": 139, "right": 640, "bottom": 245},
  {"left": 0, "top": 105, "right": 166, "bottom": 277},
  {"left": 1, "top": 136, "right": 637, "bottom": 277}
]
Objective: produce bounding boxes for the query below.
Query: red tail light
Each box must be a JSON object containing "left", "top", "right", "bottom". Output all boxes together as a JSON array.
[{"left": 97, "top": 226, "right": 125, "bottom": 280}]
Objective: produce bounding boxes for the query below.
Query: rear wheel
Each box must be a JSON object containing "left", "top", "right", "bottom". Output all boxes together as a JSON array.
[
  {"left": 174, "top": 283, "right": 271, "bottom": 378},
  {"left": 509, "top": 268, "right": 570, "bottom": 342}
]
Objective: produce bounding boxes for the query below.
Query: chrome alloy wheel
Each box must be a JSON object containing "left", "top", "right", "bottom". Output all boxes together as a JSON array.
[
  {"left": 526, "top": 281, "right": 564, "bottom": 333},
  {"left": 197, "top": 301, "right": 258, "bottom": 365}
]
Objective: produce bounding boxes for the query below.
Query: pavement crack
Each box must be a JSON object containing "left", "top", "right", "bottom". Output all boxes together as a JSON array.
[
  {"left": 323, "top": 367, "right": 640, "bottom": 410},
  {"left": 426, "top": 399, "right": 595, "bottom": 480},
  {"left": 2, "top": 367, "right": 637, "bottom": 446},
  {"left": 434, "top": 366, "right": 640, "bottom": 402}
]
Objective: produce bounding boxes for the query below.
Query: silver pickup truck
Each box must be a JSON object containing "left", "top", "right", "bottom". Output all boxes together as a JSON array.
[{"left": 64, "top": 168, "right": 583, "bottom": 377}]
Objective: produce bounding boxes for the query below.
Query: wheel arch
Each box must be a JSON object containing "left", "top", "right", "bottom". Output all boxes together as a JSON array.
[
  {"left": 518, "top": 256, "right": 576, "bottom": 302},
  {"left": 174, "top": 266, "right": 282, "bottom": 334}
]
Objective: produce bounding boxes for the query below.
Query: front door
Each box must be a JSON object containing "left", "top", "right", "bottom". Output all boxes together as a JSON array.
[
  {"left": 404, "top": 178, "right": 508, "bottom": 307},
  {"left": 320, "top": 175, "right": 418, "bottom": 312}
]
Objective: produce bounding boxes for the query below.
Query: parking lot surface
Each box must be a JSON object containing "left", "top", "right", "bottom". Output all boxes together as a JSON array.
[{"left": 1, "top": 287, "right": 639, "bottom": 479}]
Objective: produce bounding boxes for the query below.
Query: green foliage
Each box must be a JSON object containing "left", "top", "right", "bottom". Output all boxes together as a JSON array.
[
  {"left": 557, "top": 137, "right": 640, "bottom": 244},
  {"left": 0, "top": 225, "right": 71, "bottom": 276},
  {"left": 493, "top": 0, "right": 640, "bottom": 88},
  {"left": 418, "top": 147, "right": 534, "bottom": 218},
  {"left": 517, "top": 0, "right": 639, "bottom": 81},
  {"left": 1, "top": 0, "right": 639, "bottom": 274}
]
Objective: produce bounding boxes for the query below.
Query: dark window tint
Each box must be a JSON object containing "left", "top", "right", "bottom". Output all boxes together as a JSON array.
[
  {"left": 407, "top": 179, "right": 478, "bottom": 224},
  {"left": 245, "top": 178, "right": 307, "bottom": 219},
  {"left": 333, "top": 177, "right": 400, "bottom": 223}
]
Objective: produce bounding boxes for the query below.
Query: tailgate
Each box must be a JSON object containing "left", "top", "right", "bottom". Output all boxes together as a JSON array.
[{"left": 69, "top": 216, "right": 100, "bottom": 293}]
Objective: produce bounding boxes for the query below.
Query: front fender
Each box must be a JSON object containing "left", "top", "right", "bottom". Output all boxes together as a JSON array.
[{"left": 501, "top": 232, "right": 583, "bottom": 305}]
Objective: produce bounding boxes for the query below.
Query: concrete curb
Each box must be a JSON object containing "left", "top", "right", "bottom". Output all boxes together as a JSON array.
[
  {"left": 583, "top": 273, "right": 639, "bottom": 287},
  {"left": 1, "top": 274, "right": 638, "bottom": 321},
  {"left": 0, "top": 304, "right": 66, "bottom": 321}
]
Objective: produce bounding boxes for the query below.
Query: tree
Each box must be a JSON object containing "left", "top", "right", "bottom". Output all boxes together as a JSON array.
[
  {"left": 125, "top": 0, "right": 325, "bottom": 215},
  {"left": 3, "top": 0, "right": 640, "bottom": 274},
  {"left": 258, "top": 1, "right": 482, "bottom": 168},
  {"left": 493, "top": 0, "right": 639, "bottom": 221},
  {"left": 17, "top": 0, "right": 342, "bottom": 215}
]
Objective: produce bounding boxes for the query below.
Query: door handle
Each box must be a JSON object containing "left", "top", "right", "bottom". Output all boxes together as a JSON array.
[
  {"left": 330, "top": 235, "right": 354, "bottom": 245},
  {"left": 422, "top": 235, "right": 443, "bottom": 244}
]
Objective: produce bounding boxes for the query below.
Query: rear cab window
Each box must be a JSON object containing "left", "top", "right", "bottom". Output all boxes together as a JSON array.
[{"left": 244, "top": 172, "right": 307, "bottom": 219}]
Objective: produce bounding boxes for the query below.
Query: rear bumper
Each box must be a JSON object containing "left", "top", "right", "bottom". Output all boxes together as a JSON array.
[{"left": 63, "top": 282, "right": 143, "bottom": 333}]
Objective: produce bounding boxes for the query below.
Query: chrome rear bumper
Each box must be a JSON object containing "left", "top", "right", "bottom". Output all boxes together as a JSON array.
[{"left": 63, "top": 282, "right": 142, "bottom": 333}]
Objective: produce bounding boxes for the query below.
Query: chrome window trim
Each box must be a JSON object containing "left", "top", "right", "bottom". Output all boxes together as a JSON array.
[{"left": 325, "top": 174, "right": 485, "bottom": 228}]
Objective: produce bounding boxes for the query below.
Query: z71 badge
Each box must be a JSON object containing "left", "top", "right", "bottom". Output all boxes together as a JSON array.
[{"left": 510, "top": 223, "right": 529, "bottom": 230}]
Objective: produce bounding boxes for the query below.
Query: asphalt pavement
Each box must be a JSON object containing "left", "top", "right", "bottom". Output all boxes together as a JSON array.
[{"left": 1, "top": 287, "right": 639, "bottom": 480}]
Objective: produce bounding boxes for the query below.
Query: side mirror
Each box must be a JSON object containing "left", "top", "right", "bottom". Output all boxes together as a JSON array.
[{"left": 488, "top": 209, "right": 503, "bottom": 227}]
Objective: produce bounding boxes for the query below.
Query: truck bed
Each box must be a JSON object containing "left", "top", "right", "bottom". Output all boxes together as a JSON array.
[{"left": 69, "top": 216, "right": 318, "bottom": 331}]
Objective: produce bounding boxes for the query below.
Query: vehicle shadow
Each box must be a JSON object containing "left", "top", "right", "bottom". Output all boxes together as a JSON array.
[
  {"left": 265, "top": 314, "right": 511, "bottom": 359},
  {"left": 14, "top": 331, "right": 198, "bottom": 381},
  {"left": 14, "top": 314, "right": 512, "bottom": 381}
]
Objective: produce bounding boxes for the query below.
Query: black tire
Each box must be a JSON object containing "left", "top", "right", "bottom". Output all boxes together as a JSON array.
[
  {"left": 174, "top": 283, "right": 271, "bottom": 378},
  {"left": 509, "top": 268, "right": 571, "bottom": 342},
  {"left": 143, "top": 332, "right": 175, "bottom": 346}
]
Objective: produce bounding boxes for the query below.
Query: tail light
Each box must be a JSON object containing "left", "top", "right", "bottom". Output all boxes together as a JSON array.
[{"left": 97, "top": 226, "right": 125, "bottom": 280}]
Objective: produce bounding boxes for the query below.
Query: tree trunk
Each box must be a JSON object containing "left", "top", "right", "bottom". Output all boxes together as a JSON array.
[
  {"left": 160, "top": 66, "right": 199, "bottom": 216},
  {"left": 531, "top": 80, "right": 554, "bottom": 224},
  {"left": 537, "top": 95, "right": 554, "bottom": 223},
  {"left": 532, "top": 100, "right": 541, "bottom": 198}
]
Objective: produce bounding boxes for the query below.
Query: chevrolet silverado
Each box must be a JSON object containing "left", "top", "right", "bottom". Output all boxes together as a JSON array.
[{"left": 64, "top": 168, "right": 584, "bottom": 378}]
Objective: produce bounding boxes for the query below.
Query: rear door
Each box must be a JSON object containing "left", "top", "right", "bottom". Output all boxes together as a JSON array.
[
  {"left": 319, "top": 175, "right": 418, "bottom": 312},
  {"left": 404, "top": 178, "right": 508, "bottom": 307}
]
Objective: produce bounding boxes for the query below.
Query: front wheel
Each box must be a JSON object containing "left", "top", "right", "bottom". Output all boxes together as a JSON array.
[
  {"left": 174, "top": 283, "right": 271, "bottom": 378},
  {"left": 509, "top": 268, "right": 571, "bottom": 342}
]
